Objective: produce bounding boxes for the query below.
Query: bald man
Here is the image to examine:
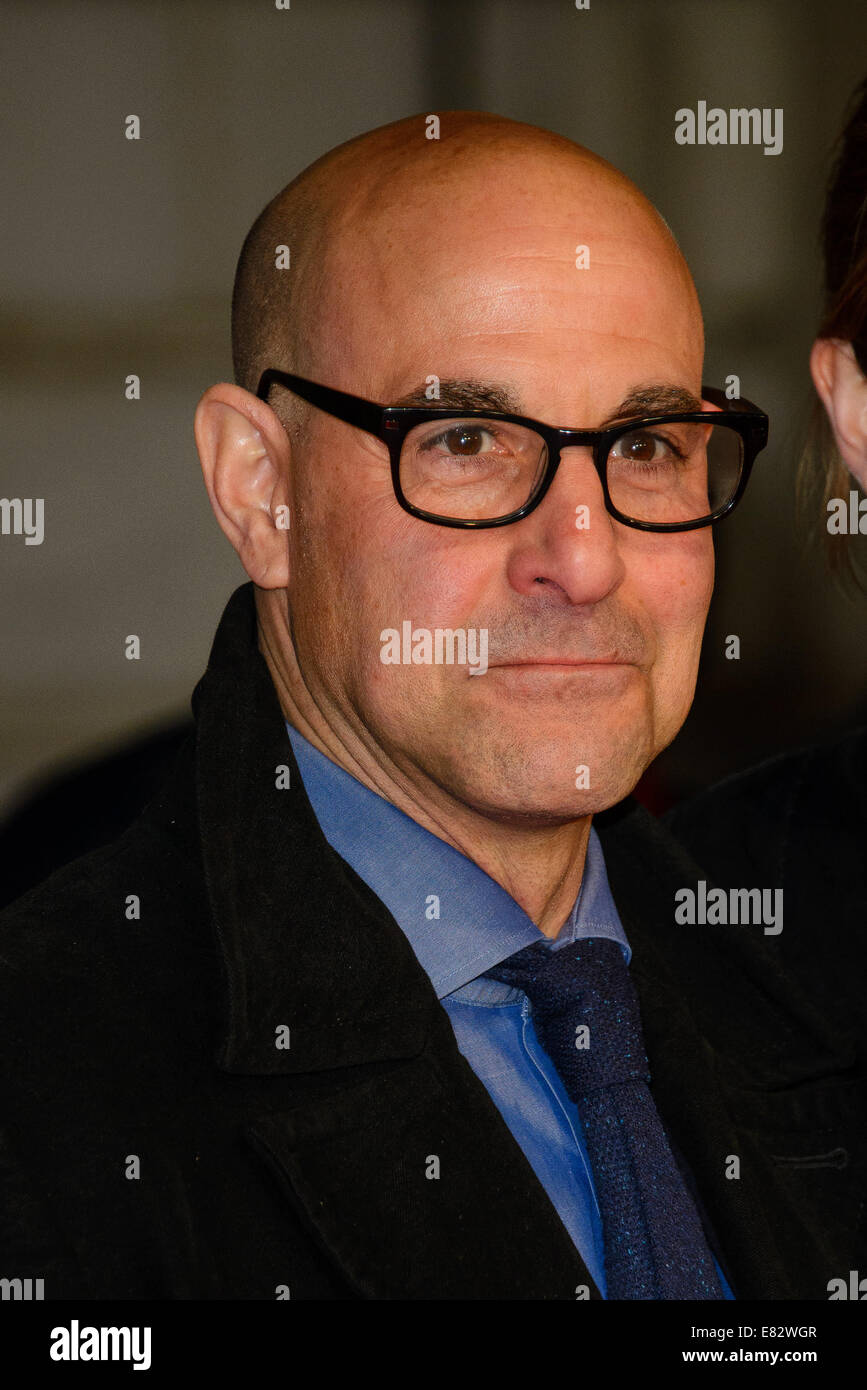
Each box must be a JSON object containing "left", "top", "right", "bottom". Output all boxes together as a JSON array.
[{"left": 1, "top": 113, "right": 862, "bottom": 1304}]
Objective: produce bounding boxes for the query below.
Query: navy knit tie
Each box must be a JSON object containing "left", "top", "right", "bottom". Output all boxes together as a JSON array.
[{"left": 486, "top": 936, "right": 724, "bottom": 1300}]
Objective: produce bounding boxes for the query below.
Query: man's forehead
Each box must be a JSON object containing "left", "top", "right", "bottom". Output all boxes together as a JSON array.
[
  {"left": 318, "top": 172, "right": 695, "bottom": 330},
  {"left": 272, "top": 116, "right": 702, "bottom": 401},
  {"left": 315, "top": 219, "right": 699, "bottom": 371}
]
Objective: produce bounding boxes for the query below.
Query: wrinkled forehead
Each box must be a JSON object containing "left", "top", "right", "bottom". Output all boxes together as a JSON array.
[{"left": 304, "top": 142, "right": 702, "bottom": 399}]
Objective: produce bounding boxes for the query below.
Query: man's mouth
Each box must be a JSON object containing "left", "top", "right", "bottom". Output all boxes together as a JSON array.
[{"left": 487, "top": 657, "right": 633, "bottom": 669}]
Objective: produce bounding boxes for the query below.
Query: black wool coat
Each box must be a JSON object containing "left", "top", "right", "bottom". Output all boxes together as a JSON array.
[
  {"left": 1, "top": 584, "right": 864, "bottom": 1300},
  {"left": 666, "top": 728, "right": 867, "bottom": 1053}
]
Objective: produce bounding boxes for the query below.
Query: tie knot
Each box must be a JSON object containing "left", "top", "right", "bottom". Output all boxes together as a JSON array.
[{"left": 485, "top": 936, "right": 649, "bottom": 1091}]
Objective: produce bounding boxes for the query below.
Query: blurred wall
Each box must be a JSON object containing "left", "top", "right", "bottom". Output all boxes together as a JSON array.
[{"left": 2, "top": 0, "right": 866, "bottom": 814}]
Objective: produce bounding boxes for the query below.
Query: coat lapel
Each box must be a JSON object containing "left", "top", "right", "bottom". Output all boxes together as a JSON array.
[
  {"left": 192, "top": 584, "right": 599, "bottom": 1299},
  {"left": 244, "top": 1029, "right": 598, "bottom": 1299}
]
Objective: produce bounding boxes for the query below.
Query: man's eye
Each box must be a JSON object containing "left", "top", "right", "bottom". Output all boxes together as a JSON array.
[
  {"left": 430, "top": 426, "right": 497, "bottom": 456},
  {"left": 610, "top": 430, "right": 685, "bottom": 465}
]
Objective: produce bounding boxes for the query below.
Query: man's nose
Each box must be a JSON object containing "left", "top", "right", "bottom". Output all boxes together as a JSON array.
[{"left": 504, "top": 446, "right": 626, "bottom": 607}]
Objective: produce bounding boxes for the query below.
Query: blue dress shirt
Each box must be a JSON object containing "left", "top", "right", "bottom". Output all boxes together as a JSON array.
[{"left": 286, "top": 722, "right": 733, "bottom": 1299}]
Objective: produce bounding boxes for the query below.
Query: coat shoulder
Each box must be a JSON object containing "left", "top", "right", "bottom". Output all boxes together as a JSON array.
[
  {"left": 664, "top": 724, "right": 867, "bottom": 886},
  {"left": 662, "top": 725, "right": 867, "bottom": 1042},
  {"left": 0, "top": 755, "right": 217, "bottom": 1099}
]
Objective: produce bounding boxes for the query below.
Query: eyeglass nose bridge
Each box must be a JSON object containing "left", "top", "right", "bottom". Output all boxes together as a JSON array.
[
  {"left": 554, "top": 427, "right": 599, "bottom": 445},
  {"left": 542, "top": 426, "right": 609, "bottom": 494}
]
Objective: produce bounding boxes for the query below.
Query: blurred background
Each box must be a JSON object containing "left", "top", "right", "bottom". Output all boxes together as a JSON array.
[{"left": 2, "top": 0, "right": 866, "bottom": 901}]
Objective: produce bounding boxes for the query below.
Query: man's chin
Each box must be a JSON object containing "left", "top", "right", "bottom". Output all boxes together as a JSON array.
[
  {"left": 371, "top": 696, "right": 655, "bottom": 823},
  {"left": 435, "top": 751, "right": 650, "bottom": 827}
]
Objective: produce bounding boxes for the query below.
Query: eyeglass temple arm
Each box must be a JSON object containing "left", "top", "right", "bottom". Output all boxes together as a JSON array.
[
  {"left": 701, "top": 383, "right": 765, "bottom": 415},
  {"left": 257, "top": 369, "right": 383, "bottom": 436},
  {"left": 701, "top": 384, "right": 768, "bottom": 449}
]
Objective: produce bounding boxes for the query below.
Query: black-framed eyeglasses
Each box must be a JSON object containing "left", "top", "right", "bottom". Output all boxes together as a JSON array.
[{"left": 256, "top": 369, "right": 769, "bottom": 532}]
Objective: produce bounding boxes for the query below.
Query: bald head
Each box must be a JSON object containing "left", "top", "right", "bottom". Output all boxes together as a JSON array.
[{"left": 231, "top": 111, "right": 700, "bottom": 404}]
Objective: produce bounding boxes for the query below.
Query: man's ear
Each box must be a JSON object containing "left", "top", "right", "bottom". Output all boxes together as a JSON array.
[
  {"left": 809, "top": 338, "right": 867, "bottom": 492},
  {"left": 194, "top": 382, "right": 293, "bottom": 588}
]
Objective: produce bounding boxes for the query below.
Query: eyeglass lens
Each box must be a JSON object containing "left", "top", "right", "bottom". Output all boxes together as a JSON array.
[{"left": 398, "top": 417, "right": 743, "bottom": 524}]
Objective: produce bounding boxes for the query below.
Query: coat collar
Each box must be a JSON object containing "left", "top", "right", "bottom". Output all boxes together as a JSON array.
[{"left": 191, "top": 582, "right": 441, "bottom": 1076}]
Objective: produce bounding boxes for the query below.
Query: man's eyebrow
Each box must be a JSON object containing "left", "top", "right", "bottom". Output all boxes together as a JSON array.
[
  {"left": 601, "top": 384, "right": 704, "bottom": 424},
  {"left": 390, "top": 378, "right": 521, "bottom": 412},
  {"left": 388, "top": 379, "right": 704, "bottom": 422}
]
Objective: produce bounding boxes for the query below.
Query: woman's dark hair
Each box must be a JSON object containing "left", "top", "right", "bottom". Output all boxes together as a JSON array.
[{"left": 800, "top": 76, "right": 867, "bottom": 587}]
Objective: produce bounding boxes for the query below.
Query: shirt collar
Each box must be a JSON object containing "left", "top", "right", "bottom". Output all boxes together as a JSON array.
[{"left": 286, "top": 723, "right": 631, "bottom": 999}]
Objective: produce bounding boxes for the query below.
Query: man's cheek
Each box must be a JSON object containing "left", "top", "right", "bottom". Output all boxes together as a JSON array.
[
  {"left": 646, "top": 550, "right": 713, "bottom": 712},
  {"left": 655, "top": 543, "right": 715, "bottom": 630}
]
